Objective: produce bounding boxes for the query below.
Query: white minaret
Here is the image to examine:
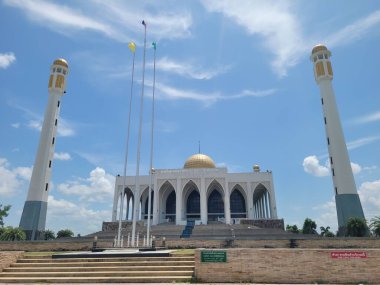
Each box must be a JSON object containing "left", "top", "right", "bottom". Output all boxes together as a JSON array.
[
  {"left": 310, "top": 45, "right": 365, "bottom": 234},
  {"left": 20, "top": 58, "right": 69, "bottom": 240}
]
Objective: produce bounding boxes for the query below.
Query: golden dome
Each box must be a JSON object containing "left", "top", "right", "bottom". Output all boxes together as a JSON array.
[
  {"left": 53, "top": 58, "right": 68, "bottom": 68},
  {"left": 184, "top": 153, "right": 216, "bottom": 169},
  {"left": 312, "top": 44, "right": 327, "bottom": 54}
]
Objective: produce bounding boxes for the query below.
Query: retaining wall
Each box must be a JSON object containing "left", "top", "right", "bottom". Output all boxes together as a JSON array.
[
  {"left": 0, "top": 251, "right": 23, "bottom": 272},
  {"left": 195, "top": 248, "right": 380, "bottom": 284}
]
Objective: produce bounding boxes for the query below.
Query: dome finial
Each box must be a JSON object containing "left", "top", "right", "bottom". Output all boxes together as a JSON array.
[{"left": 198, "top": 140, "right": 201, "bottom": 154}]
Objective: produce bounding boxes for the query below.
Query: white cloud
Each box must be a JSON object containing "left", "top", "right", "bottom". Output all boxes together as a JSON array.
[
  {"left": 304, "top": 155, "right": 362, "bottom": 177},
  {"left": 153, "top": 57, "right": 230, "bottom": 80},
  {"left": 4, "top": 0, "right": 192, "bottom": 42},
  {"left": 358, "top": 179, "right": 380, "bottom": 221},
  {"left": 347, "top": 135, "right": 380, "bottom": 150},
  {"left": 0, "top": 52, "right": 16, "bottom": 69},
  {"left": 47, "top": 195, "right": 111, "bottom": 234},
  {"left": 26, "top": 119, "right": 75, "bottom": 137},
  {"left": 27, "top": 120, "right": 42, "bottom": 131},
  {"left": 327, "top": 10, "right": 380, "bottom": 48},
  {"left": 312, "top": 199, "right": 338, "bottom": 232},
  {"left": 155, "top": 82, "right": 275, "bottom": 106},
  {"left": 11, "top": 123, "right": 20, "bottom": 128},
  {"left": 57, "top": 167, "right": 115, "bottom": 202},
  {"left": 352, "top": 111, "right": 380, "bottom": 125},
  {"left": 303, "top": 155, "right": 329, "bottom": 177},
  {"left": 202, "top": 0, "right": 304, "bottom": 77},
  {"left": 4, "top": 0, "right": 116, "bottom": 39},
  {"left": 54, "top": 152, "right": 72, "bottom": 161},
  {"left": 351, "top": 162, "right": 362, "bottom": 175},
  {"left": 0, "top": 158, "right": 32, "bottom": 197}
]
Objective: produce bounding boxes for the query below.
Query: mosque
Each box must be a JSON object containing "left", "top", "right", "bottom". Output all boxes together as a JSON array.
[{"left": 111, "top": 153, "right": 278, "bottom": 226}]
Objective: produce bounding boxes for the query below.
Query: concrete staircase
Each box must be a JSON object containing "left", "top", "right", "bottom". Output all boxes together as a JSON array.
[{"left": 0, "top": 254, "right": 194, "bottom": 283}]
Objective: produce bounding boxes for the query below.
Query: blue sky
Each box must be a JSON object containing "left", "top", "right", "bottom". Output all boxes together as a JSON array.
[{"left": 1, "top": 0, "right": 379, "bottom": 235}]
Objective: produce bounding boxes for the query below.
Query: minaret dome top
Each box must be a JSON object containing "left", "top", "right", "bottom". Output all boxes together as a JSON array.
[
  {"left": 53, "top": 58, "right": 68, "bottom": 68},
  {"left": 312, "top": 44, "right": 328, "bottom": 55}
]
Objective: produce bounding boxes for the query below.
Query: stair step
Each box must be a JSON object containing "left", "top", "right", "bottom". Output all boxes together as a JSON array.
[
  {"left": 0, "top": 270, "right": 193, "bottom": 277},
  {"left": 17, "top": 256, "right": 193, "bottom": 263},
  {"left": 12, "top": 260, "right": 194, "bottom": 267},
  {"left": 0, "top": 275, "right": 193, "bottom": 283},
  {"left": 5, "top": 265, "right": 195, "bottom": 272}
]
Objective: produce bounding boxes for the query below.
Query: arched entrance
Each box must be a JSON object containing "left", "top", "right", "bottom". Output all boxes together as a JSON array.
[
  {"left": 230, "top": 188, "right": 247, "bottom": 218},
  {"left": 165, "top": 191, "right": 176, "bottom": 222},
  {"left": 207, "top": 190, "right": 224, "bottom": 221},
  {"left": 186, "top": 190, "right": 200, "bottom": 220}
]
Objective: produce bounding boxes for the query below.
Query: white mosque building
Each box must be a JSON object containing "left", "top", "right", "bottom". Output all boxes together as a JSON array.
[{"left": 112, "top": 153, "right": 278, "bottom": 226}]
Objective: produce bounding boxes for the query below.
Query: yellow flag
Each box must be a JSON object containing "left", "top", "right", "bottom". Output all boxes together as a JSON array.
[{"left": 128, "top": 42, "right": 136, "bottom": 53}]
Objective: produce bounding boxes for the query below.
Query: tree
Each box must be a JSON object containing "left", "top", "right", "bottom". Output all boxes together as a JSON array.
[
  {"left": 369, "top": 216, "right": 380, "bottom": 237},
  {"left": 320, "top": 226, "right": 335, "bottom": 237},
  {"left": 42, "top": 229, "right": 56, "bottom": 240},
  {"left": 302, "top": 218, "right": 318, "bottom": 234},
  {"left": 286, "top": 224, "right": 301, "bottom": 234},
  {"left": 346, "top": 217, "right": 368, "bottom": 237},
  {"left": 0, "top": 204, "right": 11, "bottom": 227},
  {"left": 56, "top": 229, "right": 74, "bottom": 238},
  {"left": 0, "top": 227, "right": 26, "bottom": 241}
]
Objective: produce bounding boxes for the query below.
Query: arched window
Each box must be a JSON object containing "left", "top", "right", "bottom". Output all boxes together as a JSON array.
[
  {"left": 186, "top": 190, "right": 200, "bottom": 220},
  {"left": 230, "top": 189, "right": 246, "bottom": 218},
  {"left": 207, "top": 190, "right": 224, "bottom": 221},
  {"left": 165, "top": 191, "right": 176, "bottom": 222},
  {"left": 144, "top": 191, "right": 154, "bottom": 219}
]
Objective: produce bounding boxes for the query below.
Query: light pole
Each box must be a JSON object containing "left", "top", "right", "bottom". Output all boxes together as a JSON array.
[
  {"left": 116, "top": 42, "right": 136, "bottom": 247},
  {"left": 132, "top": 20, "right": 147, "bottom": 247},
  {"left": 146, "top": 41, "right": 157, "bottom": 247}
]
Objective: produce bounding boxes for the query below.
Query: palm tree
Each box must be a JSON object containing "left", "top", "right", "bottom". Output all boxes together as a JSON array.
[
  {"left": 0, "top": 227, "right": 26, "bottom": 241},
  {"left": 320, "top": 226, "right": 335, "bottom": 237},
  {"left": 369, "top": 216, "right": 380, "bottom": 237},
  {"left": 346, "top": 217, "right": 368, "bottom": 237}
]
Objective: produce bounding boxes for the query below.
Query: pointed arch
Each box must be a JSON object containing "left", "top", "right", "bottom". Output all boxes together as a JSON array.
[
  {"left": 230, "top": 185, "right": 247, "bottom": 218},
  {"left": 140, "top": 186, "right": 154, "bottom": 220},
  {"left": 182, "top": 180, "right": 200, "bottom": 220},
  {"left": 158, "top": 180, "right": 176, "bottom": 223},
  {"left": 206, "top": 180, "right": 225, "bottom": 222}
]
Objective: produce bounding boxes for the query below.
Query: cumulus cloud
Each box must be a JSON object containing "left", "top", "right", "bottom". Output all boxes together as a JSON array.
[
  {"left": 57, "top": 167, "right": 114, "bottom": 202},
  {"left": 350, "top": 162, "right": 362, "bottom": 175},
  {"left": 303, "top": 155, "right": 362, "bottom": 177},
  {"left": 47, "top": 195, "right": 111, "bottom": 234},
  {"left": 303, "top": 155, "right": 329, "bottom": 177},
  {"left": 312, "top": 199, "right": 338, "bottom": 232},
  {"left": 0, "top": 52, "right": 16, "bottom": 69},
  {"left": 54, "top": 152, "right": 72, "bottom": 161},
  {"left": 358, "top": 179, "right": 380, "bottom": 221},
  {"left": 0, "top": 158, "right": 32, "bottom": 196}
]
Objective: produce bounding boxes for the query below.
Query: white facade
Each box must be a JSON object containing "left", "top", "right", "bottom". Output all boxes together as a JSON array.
[{"left": 112, "top": 154, "right": 278, "bottom": 226}]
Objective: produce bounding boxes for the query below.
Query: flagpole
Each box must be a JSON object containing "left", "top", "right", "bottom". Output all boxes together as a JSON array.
[
  {"left": 147, "top": 42, "right": 157, "bottom": 247},
  {"left": 132, "top": 20, "right": 147, "bottom": 247},
  {"left": 117, "top": 43, "right": 136, "bottom": 247}
]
